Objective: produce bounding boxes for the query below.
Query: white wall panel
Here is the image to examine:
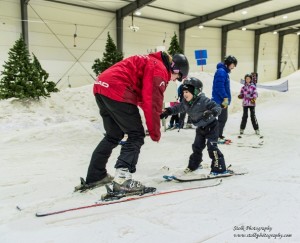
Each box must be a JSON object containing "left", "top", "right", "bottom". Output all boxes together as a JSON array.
[
  {"left": 122, "top": 17, "right": 178, "bottom": 57},
  {"left": 258, "top": 33, "right": 278, "bottom": 82},
  {"left": 185, "top": 27, "right": 221, "bottom": 74},
  {"left": 227, "top": 30, "right": 254, "bottom": 82},
  {"left": 0, "top": 0, "right": 22, "bottom": 67},
  {"left": 281, "top": 34, "right": 298, "bottom": 78},
  {"left": 27, "top": 1, "right": 116, "bottom": 88}
]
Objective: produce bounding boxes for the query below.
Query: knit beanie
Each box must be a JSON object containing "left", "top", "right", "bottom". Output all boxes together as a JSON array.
[{"left": 182, "top": 84, "right": 195, "bottom": 95}]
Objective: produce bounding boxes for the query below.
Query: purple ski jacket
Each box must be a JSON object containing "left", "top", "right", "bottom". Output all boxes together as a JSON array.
[{"left": 239, "top": 83, "right": 258, "bottom": 107}]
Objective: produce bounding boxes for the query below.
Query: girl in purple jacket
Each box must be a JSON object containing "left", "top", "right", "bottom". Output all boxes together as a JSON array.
[{"left": 238, "top": 74, "right": 260, "bottom": 135}]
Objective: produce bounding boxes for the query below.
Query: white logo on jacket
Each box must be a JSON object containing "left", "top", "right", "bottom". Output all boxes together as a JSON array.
[
  {"left": 95, "top": 80, "right": 109, "bottom": 88},
  {"left": 159, "top": 81, "right": 166, "bottom": 87}
]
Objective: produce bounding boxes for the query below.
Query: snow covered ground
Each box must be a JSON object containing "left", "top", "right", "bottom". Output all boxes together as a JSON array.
[{"left": 0, "top": 71, "right": 299, "bottom": 243}]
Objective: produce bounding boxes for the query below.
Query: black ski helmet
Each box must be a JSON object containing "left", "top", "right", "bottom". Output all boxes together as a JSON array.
[
  {"left": 224, "top": 55, "right": 238, "bottom": 67},
  {"left": 171, "top": 54, "right": 189, "bottom": 81},
  {"left": 183, "top": 77, "right": 203, "bottom": 96}
]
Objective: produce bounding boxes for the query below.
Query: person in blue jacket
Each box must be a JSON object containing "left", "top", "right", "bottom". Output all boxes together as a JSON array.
[{"left": 212, "top": 55, "right": 237, "bottom": 141}]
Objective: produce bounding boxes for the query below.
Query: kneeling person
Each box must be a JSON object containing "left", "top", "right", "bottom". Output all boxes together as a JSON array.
[{"left": 160, "top": 77, "right": 227, "bottom": 175}]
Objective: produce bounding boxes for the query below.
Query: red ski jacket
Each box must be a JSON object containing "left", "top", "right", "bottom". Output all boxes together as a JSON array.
[{"left": 93, "top": 52, "right": 171, "bottom": 141}]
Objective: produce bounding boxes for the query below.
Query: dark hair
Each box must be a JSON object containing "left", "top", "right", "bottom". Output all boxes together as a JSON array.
[
  {"left": 244, "top": 74, "right": 253, "bottom": 80},
  {"left": 224, "top": 55, "right": 238, "bottom": 66}
]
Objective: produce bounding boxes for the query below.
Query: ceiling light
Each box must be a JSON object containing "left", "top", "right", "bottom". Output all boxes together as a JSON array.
[
  {"left": 242, "top": 27, "right": 247, "bottom": 31},
  {"left": 134, "top": 10, "right": 141, "bottom": 16},
  {"left": 241, "top": 10, "right": 248, "bottom": 15},
  {"left": 282, "top": 15, "right": 288, "bottom": 19},
  {"left": 198, "top": 25, "right": 204, "bottom": 29},
  {"left": 129, "top": 25, "right": 139, "bottom": 32},
  {"left": 130, "top": 13, "right": 139, "bottom": 32},
  {"left": 297, "top": 32, "right": 300, "bottom": 35},
  {"left": 273, "top": 31, "right": 277, "bottom": 34}
]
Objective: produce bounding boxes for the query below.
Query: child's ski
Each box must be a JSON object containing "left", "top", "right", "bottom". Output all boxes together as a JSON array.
[
  {"left": 218, "top": 138, "right": 232, "bottom": 145},
  {"left": 237, "top": 134, "right": 264, "bottom": 148},
  {"left": 35, "top": 180, "right": 222, "bottom": 217},
  {"left": 163, "top": 171, "right": 246, "bottom": 182},
  {"left": 163, "top": 165, "right": 247, "bottom": 182}
]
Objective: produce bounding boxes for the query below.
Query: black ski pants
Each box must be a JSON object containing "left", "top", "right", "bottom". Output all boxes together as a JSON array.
[
  {"left": 240, "top": 106, "right": 259, "bottom": 131},
  {"left": 86, "top": 94, "right": 145, "bottom": 184},
  {"left": 169, "top": 114, "right": 179, "bottom": 126},
  {"left": 217, "top": 107, "right": 228, "bottom": 138},
  {"left": 188, "top": 120, "right": 226, "bottom": 173},
  {"left": 178, "top": 112, "right": 192, "bottom": 128}
]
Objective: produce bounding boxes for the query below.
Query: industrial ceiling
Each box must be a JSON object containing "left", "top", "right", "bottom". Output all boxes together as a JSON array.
[{"left": 42, "top": 0, "right": 300, "bottom": 32}]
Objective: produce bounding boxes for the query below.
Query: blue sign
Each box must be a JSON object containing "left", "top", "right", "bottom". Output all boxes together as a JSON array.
[
  {"left": 195, "top": 50, "right": 207, "bottom": 59},
  {"left": 197, "top": 59, "right": 207, "bottom": 65}
]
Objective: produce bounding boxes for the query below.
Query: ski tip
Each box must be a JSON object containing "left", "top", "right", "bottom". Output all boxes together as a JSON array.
[
  {"left": 163, "top": 175, "right": 175, "bottom": 181},
  {"left": 35, "top": 212, "right": 45, "bottom": 217}
]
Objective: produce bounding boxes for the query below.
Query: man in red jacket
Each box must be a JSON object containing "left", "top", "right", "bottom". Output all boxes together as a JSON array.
[{"left": 75, "top": 51, "right": 189, "bottom": 195}]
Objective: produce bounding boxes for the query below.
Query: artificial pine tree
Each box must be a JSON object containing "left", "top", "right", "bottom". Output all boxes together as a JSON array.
[
  {"left": 0, "top": 36, "right": 58, "bottom": 100},
  {"left": 92, "top": 32, "right": 123, "bottom": 76},
  {"left": 0, "top": 36, "right": 33, "bottom": 99},
  {"left": 168, "top": 32, "right": 184, "bottom": 55},
  {"left": 32, "top": 54, "right": 58, "bottom": 95}
]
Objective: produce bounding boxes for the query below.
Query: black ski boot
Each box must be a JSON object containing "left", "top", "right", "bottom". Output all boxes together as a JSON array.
[
  {"left": 74, "top": 174, "right": 114, "bottom": 192},
  {"left": 101, "top": 179, "right": 156, "bottom": 201}
]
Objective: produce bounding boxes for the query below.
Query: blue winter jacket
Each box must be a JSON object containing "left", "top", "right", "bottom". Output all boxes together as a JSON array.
[{"left": 212, "top": 62, "right": 231, "bottom": 105}]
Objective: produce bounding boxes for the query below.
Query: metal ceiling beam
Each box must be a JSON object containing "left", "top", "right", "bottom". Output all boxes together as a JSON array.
[
  {"left": 223, "top": 5, "right": 300, "bottom": 32},
  {"left": 20, "top": 0, "right": 29, "bottom": 46},
  {"left": 230, "top": 5, "right": 300, "bottom": 74},
  {"left": 43, "top": 0, "right": 114, "bottom": 13},
  {"left": 117, "top": 0, "right": 156, "bottom": 18},
  {"left": 178, "top": 0, "right": 270, "bottom": 56},
  {"left": 116, "top": 0, "right": 156, "bottom": 52},
  {"left": 180, "top": 0, "right": 271, "bottom": 30},
  {"left": 278, "top": 28, "right": 300, "bottom": 36},
  {"left": 255, "top": 19, "right": 300, "bottom": 35}
]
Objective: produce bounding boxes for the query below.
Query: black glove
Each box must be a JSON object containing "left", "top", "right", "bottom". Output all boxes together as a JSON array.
[
  {"left": 160, "top": 108, "right": 172, "bottom": 119},
  {"left": 202, "top": 110, "right": 213, "bottom": 120}
]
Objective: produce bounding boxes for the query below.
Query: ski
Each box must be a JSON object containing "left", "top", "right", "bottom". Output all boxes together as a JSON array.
[
  {"left": 165, "top": 126, "right": 178, "bottom": 131},
  {"left": 218, "top": 139, "right": 232, "bottom": 145},
  {"left": 236, "top": 134, "right": 264, "bottom": 148},
  {"left": 163, "top": 171, "right": 246, "bottom": 182},
  {"left": 35, "top": 180, "right": 222, "bottom": 217},
  {"left": 238, "top": 135, "right": 263, "bottom": 139},
  {"left": 163, "top": 165, "right": 247, "bottom": 182}
]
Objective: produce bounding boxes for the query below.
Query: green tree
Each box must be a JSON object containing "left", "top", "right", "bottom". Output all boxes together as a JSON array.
[
  {"left": 168, "top": 32, "right": 184, "bottom": 55},
  {"left": 32, "top": 54, "right": 59, "bottom": 95},
  {"left": 0, "top": 36, "right": 58, "bottom": 100},
  {"left": 92, "top": 32, "right": 123, "bottom": 76}
]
